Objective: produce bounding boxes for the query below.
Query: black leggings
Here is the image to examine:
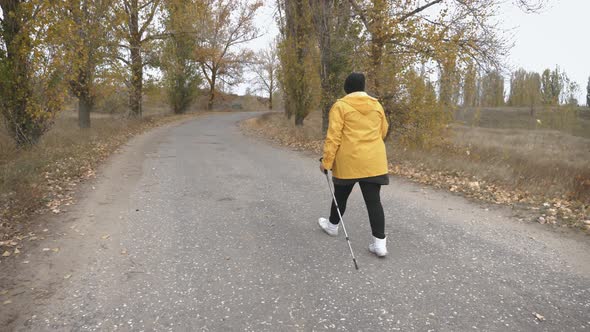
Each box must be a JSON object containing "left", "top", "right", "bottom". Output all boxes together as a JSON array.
[{"left": 329, "top": 182, "right": 385, "bottom": 239}]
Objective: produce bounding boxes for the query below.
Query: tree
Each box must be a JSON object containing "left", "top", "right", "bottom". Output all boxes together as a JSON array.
[
  {"left": 587, "top": 76, "right": 590, "bottom": 107},
  {"left": 550, "top": 67, "right": 564, "bottom": 105},
  {"left": 541, "top": 66, "right": 564, "bottom": 105},
  {"left": 562, "top": 78, "right": 579, "bottom": 106},
  {"left": 195, "top": 0, "right": 262, "bottom": 110},
  {"left": 462, "top": 62, "right": 478, "bottom": 107},
  {"left": 480, "top": 71, "right": 505, "bottom": 107},
  {"left": 311, "top": 0, "right": 356, "bottom": 133},
  {"left": 65, "top": 0, "right": 116, "bottom": 128},
  {"left": 277, "top": 0, "right": 320, "bottom": 125},
  {"left": 251, "top": 43, "right": 279, "bottom": 110},
  {"left": 115, "top": 0, "right": 162, "bottom": 117},
  {"left": 0, "top": 1, "right": 70, "bottom": 147},
  {"left": 438, "top": 52, "right": 461, "bottom": 110},
  {"left": 541, "top": 69, "right": 553, "bottom": 105},
  {"left": 161, "top": 0, "right": 202, "bottom": 114},
  {"left": 400, "top": 69, "right": 443, "bottom": 147},
  {"left": 508, "top": 68, "right": 541, "bottom": 110}
]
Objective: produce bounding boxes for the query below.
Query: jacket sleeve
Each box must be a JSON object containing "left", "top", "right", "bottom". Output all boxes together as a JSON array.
[
  {"left": 379, "top": 104, "right": 389, "bottom": 140},
  {"left": 322, "top": 102, "right": 345, "bottom": 170}
]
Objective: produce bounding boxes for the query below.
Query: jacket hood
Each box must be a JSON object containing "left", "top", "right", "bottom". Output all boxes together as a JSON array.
[{"left": 339, "top": 92, "right": 380, "bottom": 115}]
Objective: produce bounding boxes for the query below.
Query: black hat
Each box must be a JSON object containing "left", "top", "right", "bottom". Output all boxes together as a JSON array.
[{"left": 344, "top": 72, "right": 365, "bottom": 94}]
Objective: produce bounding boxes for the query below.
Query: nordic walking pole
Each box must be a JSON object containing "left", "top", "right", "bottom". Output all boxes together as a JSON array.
[{"left": 324, "top": 170, "right": 359, "bottom": 270}]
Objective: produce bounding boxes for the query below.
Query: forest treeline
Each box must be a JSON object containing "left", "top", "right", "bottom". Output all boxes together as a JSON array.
[{"left": 1, "top": 0, "right": 588, "bottom": 148}]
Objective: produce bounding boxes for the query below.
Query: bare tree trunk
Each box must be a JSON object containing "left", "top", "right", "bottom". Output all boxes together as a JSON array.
[
  {"left": 322, "top": 103, "right": 330, "bottom": 133},
  {"left": 313, "top": 0, "right": 334, "bottom": 134},
  {"left": 371, "top": 36, "right": 395, "bottom": 141},
  {"left": 71, "top": 0, "right": 101, "bottom": 128},
  {"left": 129, "top": 49, "right": 143, "bottom": 117},
  {"left": 269, "top": 92, "right": 273, "bottom": 110},
  {"left": 207, "top": 74, "right": 216, "bottom": 110},
  {"left": 78, "top": 96, "right": 92, "bottom": 128},
  {"left": 128, "top": 0, "right": 143, "bottom": 117},
  {"left": 295, "top": 113, "right": 305, "bottom": 126}
]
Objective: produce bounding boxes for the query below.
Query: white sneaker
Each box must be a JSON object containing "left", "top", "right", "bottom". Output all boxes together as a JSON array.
[
  {"left": 318, "top": 218, "right": 339, "bottom": 236},
  {"left": 369, "top": 236, "right": 388, "bottom": 257}
]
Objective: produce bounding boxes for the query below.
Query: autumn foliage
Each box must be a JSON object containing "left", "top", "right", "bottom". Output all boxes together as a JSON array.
[
  {"left": 0, "top": 1, "right": 70, "bottom": 147},
  {"left": 0, "top": 0, "right": 263, "bottom": 144}
]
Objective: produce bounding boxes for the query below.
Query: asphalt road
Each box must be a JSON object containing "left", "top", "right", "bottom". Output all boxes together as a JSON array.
[{"left": 11, "top": 112, "right": 589, "bottom": 331}]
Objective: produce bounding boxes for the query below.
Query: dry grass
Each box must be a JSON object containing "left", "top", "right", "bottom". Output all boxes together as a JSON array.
[
  {"left": 445, "top": 107, "right": 590, "bottom": 202},
  {"left": 247, "top": 111, "right": 324, "bottom": 140},
  {"left": 419, "top": 125, "right": 590, "bottom": 200},
  {"left": 454, "top": 107, "right": 590, "bottom": 139}
]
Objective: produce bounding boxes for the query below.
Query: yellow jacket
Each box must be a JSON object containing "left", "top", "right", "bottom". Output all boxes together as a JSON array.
[{"left": 322, "top": 92, "right": 389, "bottom": 179}]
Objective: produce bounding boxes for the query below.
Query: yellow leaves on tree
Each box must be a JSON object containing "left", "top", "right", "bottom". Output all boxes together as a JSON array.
[
  {"left": 0, "top": 0, "right": 71, "bottom": 147},
  {"left": 62, "top": 0, "right": 118, "bottom": 128},
  {"left": 161, "top": 0, "right": 203, "bottom": 114},
  {"left": 342, "top": 0, "right": 544, "bottom": 145},
  {"left": 194, "top": 0, "right": 263, "bottom": 110}
]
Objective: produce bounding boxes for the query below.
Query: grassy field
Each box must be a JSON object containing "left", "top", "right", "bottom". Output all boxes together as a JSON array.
[
  {"left": 244, "top": 106, "right": 589, "bottom": 228},
  {"left": 453, "top": 106, "right": 590, "bottom": 138}
]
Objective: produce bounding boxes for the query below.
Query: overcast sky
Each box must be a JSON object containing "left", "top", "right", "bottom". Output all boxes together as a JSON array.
[
  {"left": 241, "top": 0, "right": 589, "bottom": 102},
  {"left": 502, "top": 0, "right": 589, "bottom": 101}
]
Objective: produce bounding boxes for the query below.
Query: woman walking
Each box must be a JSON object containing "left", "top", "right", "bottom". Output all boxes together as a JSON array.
[{"left": 319, "top": 72, "right": 390, "bottom": 257}]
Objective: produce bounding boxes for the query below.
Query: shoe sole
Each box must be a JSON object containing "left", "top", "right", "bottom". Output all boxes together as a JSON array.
[
  {"left": 369, "top": 249, "right": 388, "bottom": 258},
  {"left": 320, "top": 227, "right": 338, "bottom": 237}
]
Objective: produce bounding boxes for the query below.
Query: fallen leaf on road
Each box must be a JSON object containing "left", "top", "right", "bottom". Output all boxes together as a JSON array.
[
  {"left": 51, "top": 248, "right": 60, "bottom": 253},
  {"left": 120, "top": 249, "right": 127, "bottom": 255},
  {"left": 533, "top": 312, "right": 545, "bottom": 321},
  {"left": 2, "top": 251, "right": 10, "bottom": 257},
  {"left": 101, "top": 235, "right": 110, "bottom": 240},
  {"left": 64, "top": 274, "right": 72, "bottom": 279},
  {"left": 22, "top": 260, "right": 29, "bottom": 264},
  {"left": 3, "top": 300, "right": 12, "bottom": 305},
  {"left": 42, "top": 248, "right": 51, "bottom": 251},
  {"left": 0, "top": 290, "right": 7, "bottom": 295}
]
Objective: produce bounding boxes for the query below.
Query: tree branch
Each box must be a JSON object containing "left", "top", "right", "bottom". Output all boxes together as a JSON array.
[
  {"left": 398, "top": 0, "right": 445, "bottom": 22},
  {"left": 347, "top": 0, "right": 368, "bottom": 28},
  {"left": 116, "top": 56, "right": 131, "bottom": 66},
  {"left": 139, "top": 0, "right": 160, "bottom": 37}
]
